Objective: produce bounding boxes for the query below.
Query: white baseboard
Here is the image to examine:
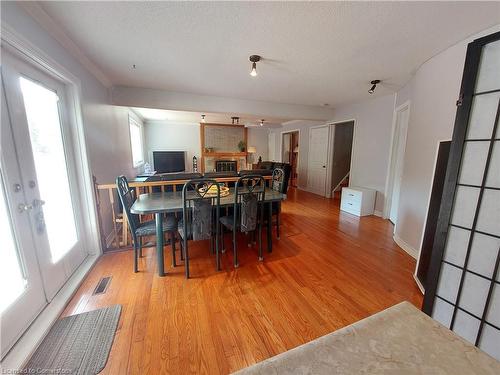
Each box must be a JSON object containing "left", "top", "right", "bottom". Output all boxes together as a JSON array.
[
  {"left": 1, "top": 253, "right": 99, "bottom": 370},
  {"left": 413, "top": 274, "right": 425, "bottom": 294},
  {"left": 374, "top": 210, "right": 383, "bottom": 217},
  {"left": 393, "top": 234, "right": 418, "bottom": 259}
]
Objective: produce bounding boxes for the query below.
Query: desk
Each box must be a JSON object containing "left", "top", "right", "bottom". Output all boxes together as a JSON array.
[{"left": 131, "top": 188, "right": 285, "bottom": 276}]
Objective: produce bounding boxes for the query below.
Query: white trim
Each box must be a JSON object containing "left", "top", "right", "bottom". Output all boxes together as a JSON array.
[
  {"left": 413, "top": 274, "right": 425, "bottom": 294},
  {"left": 17, "top": 2, "right": 112, "bottom": 87},
  {"left": 393, "top": 233, "right": 418, "bottom": 259},
  {"left": 383, "top": 99, "right": 411, "bottom": 220},
  {"left": 325, "top": 119, "right": 356, "bottom": 199},
  {"left": 1, "top": 254, "right": 99, "bottom": 370},
  {"left": 374, "top": 210, "right": 383, "bottom": 217}
]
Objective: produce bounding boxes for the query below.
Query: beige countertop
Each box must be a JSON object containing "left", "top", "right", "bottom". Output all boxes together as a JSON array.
[{"left": 233, "top": 301, "right": 500, "bottom": 375}]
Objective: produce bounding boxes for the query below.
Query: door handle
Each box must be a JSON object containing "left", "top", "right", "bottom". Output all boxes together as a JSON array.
[{"left": 18, "top": 203, "right": 33, "bottom": 212}]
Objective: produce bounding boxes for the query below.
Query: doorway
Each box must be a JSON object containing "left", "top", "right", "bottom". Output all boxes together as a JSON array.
[
  {"left": 330, "top": 121, "right": 354, "bottom": 199},
  {"left": 281, "top": 130, "right": 299, "bottom": 187},
  {"left": 386, "top": 101, "right": 410, "bottom": 226},
  {"left": 1, "top": 49, "right": 89, "bottom": 356}
]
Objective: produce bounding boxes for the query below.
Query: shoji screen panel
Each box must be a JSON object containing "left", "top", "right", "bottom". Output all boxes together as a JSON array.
[{"left": 423, "top": 32, "right": 500, "bottom": 361}]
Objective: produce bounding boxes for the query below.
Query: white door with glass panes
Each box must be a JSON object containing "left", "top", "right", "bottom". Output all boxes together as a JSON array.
[{"left": 0, "top": 49, "right": 88, "bottom": 356}]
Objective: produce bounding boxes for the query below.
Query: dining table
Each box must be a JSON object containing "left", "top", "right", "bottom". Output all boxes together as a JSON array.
[{"left": 130, "top": 187, "right": 286, "bottom": 276}]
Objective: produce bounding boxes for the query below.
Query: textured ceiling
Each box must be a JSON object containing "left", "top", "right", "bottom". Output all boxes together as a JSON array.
[{"left": 39, "top": 1, "right": 500, "bottom": 108}]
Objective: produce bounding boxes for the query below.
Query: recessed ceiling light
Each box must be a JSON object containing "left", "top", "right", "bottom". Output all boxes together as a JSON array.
[
  {"left": 201, "top": 114, "right": 206, "bottom": 123},
  {"left": 249, "top": 55, "right": 261, "bottom": 77}
]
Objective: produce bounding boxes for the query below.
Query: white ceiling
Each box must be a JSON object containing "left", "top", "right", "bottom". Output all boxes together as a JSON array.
[
  {"left": 38, "top": 1, "right": 500, "bottom": 108},
  {"left": 131, "top": 107, "right": 285, "bottom": 128}
]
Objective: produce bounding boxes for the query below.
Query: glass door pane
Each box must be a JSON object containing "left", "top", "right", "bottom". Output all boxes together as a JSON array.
[
  {"left": 19, "top": 77, "right": 78, "bottom": 262},
  {"left": 0, "top": 171, "right": 26, "bottom": 312}
]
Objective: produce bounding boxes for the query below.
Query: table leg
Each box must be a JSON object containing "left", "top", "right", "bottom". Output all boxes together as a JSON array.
[
  {"left": 267, "top": 201, "right": 273, "bottom": 253},
  {"left": 155, "top": 213, "right": 165, "bottom": 276}
]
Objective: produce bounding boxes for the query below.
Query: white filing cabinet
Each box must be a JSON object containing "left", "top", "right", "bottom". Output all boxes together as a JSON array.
[{"left": 340, "top": 186, "right": 376, "bottom": 216}]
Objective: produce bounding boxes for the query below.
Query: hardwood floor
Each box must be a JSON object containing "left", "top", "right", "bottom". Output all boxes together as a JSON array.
[{"left": 63, "top": 188, "right": 422, "bottom": 374}]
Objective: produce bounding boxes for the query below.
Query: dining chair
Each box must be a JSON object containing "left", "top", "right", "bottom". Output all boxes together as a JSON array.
[
  {"left": 116, "top": 175, "right": 178, "bottom": 273},
  {"left": 178, "top": 179, "right": 221, "bottom": 278},
  {"left": 270, "top": 167, "right": 286, "bottom": 239},
  {"left": 220, "top": 175, "right": 265, "bottom": 267}
]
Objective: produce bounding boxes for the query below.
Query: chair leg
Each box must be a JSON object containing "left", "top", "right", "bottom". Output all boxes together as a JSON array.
[
  {"left": 133, "top": 242, "right": 139, "bottom": 273},
  {"left": 170, "top": 232, "right": 176, "bottom": 267},
  {"left": 258, "top": 222, "right": 263, "bottom": 261},
  {"left": 276, "top": 212, "right": 280, "bottom": 240},
  {"left": 184, "top": 238, "right": 190, "bottom": 279},
  {"left": 138, "top": 237, "right": 143, "bottom": 257},
  {"left": 233, "top": 227, "right": 238, "bottom": 268},
  {"left": 216, "top": 224, "right": 220, "bottom": 271},
  {"left": 180, "top": 238, "right": 185, "bottom": 261},
  {"left": 221, "top": 226, "right": 226, "bottom": 253}
]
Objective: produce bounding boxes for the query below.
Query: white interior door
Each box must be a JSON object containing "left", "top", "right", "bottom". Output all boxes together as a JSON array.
[
  {"left": 0, "top": 74, "right": 47, "bottom": 357},
  {"left": 307, "top": 126, "right": 329, "bottom": 196},
  {"left": 1, "top": 50, "right": 88, "bottom": 302},
  {"left": 389, "top": 104, "right": 410, "bottom": 224}
]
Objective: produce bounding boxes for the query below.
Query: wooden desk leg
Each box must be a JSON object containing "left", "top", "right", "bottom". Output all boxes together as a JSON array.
[
  {"left": 155, "top": 213, "right": 166, "bottom": 276},
  {"left": 267, "top": 201, "right": 273, "bottom": 253}
]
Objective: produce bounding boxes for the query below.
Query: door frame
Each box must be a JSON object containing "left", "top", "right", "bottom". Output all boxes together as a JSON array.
[
  {"left": 325, "top": 119, "right": 357, "bottom": 199},
  {"left": 279, "top": 128, "right": 301, "bottom": 163},
  {"left": 383, "top": 100, "right": 411, "bottom": 223},
  {"left": 1, "top": 26, "right": 100, "bottom": 257},
  {"left": 1, "top": 25, "right": 101, "bottom": 368}
]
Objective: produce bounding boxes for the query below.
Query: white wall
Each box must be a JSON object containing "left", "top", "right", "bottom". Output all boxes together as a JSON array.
[
  {"left": 247, "top": 128, "right": 269, "bottom": 163},
  {"left": 270, "top": 94, "right": 395, "bottom": 213},
  {"left": 144, "top": 121, "right": 201, "bottom": 171},
  {"left": 1, "top": 2, "right": 140, "bottom": 240},
  {"left": 395, "top": 24, "right": 500, "bottom": 257},
  {"left": 144, "top": 121, "right": 269, "bottom": 171},
  {"left": 329, "top": 94, "right": 395, "bottom": 213}
]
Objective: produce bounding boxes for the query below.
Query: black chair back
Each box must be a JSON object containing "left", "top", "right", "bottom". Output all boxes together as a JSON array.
[
  {"left": 116, "top": 175, "right": 140, "bottom": 236},
  {"left": 233, "top": 175, "right": 265, "bottom": 232},
  {"left": 181, "top": 179, "right": 221, "bottom": 241},
  {"left": 271, "top": 168, "right": 286, "bottom": 193}
]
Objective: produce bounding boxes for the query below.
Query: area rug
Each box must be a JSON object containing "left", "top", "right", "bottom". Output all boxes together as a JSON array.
[{"left": 24, "top": 305, "right": 121, "bottom": 374}]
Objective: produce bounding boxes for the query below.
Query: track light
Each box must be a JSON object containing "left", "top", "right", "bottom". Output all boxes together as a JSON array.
[
  {"left": 260, "top": 119, "right": 265, "bottom": 127},
  {"left": 368, "top": 80, "right": 381, "bottom": 94},
  {"left": 249, "top": 55, "right": 261, "bottom": 77},
  {"left": 201, "top": 114, "right": 206, "bottom": 123}
]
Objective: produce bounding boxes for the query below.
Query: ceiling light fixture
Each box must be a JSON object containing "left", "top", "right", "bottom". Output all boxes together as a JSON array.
[
  {"left": 260, "top": 119, "right": 265, "bottom": 127},
  {"left": 201, "top": 114, "right": 206, "bottom": 123},
  {"left": 249, "top": 55, "right": 261, "bottom": 77},
  {"left": 368, "top": 79, "right": 381, "bottom": 94}
]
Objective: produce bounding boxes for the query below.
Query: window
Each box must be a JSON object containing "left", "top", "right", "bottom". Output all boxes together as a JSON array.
[{"left": 129, "top": 115, "right": 144, "bottom": 167}]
